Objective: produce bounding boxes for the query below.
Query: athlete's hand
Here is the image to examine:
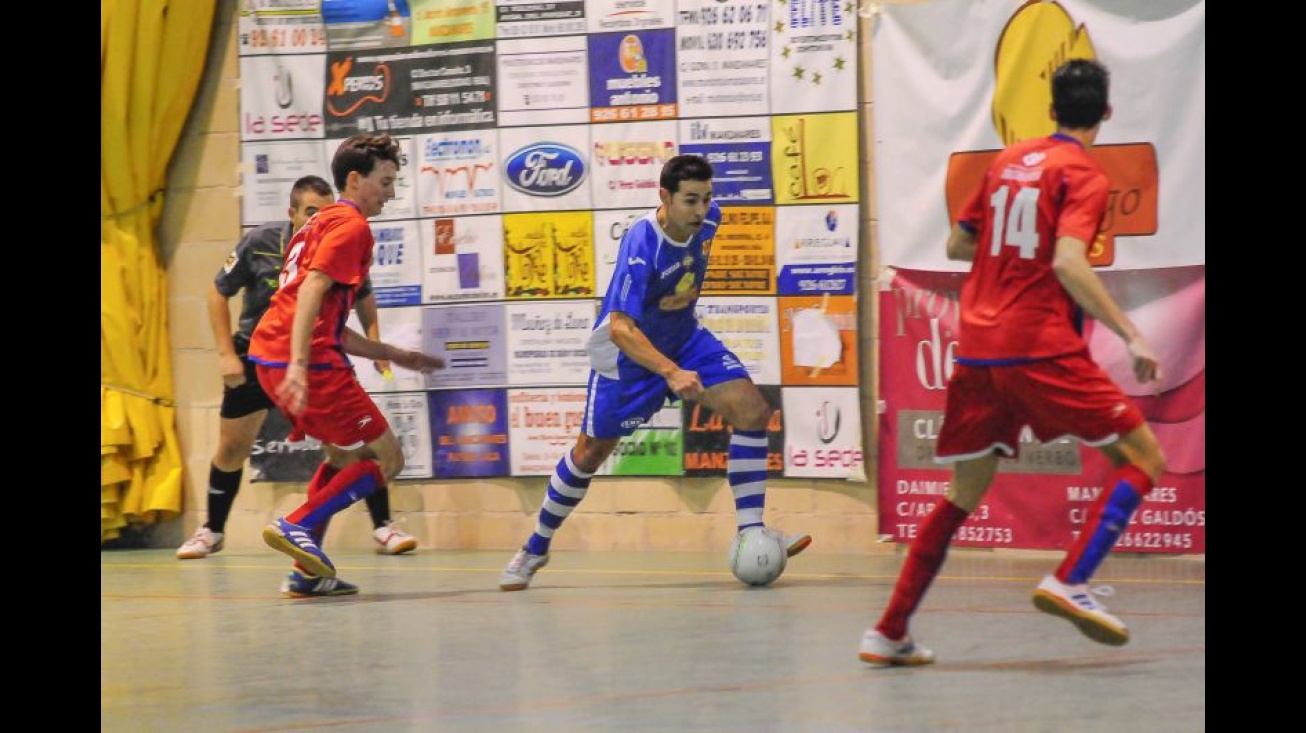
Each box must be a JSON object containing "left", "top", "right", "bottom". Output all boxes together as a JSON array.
[
  {"left": 372, "top": 358, "right": 393, "bottom": 376},
  {"left": 390, "top": 348, "right": 445, "bottom": 374},
  {"left": 665, "top": 368, "right": 704, "bottom": 401},
  {"left": 219, "top": 353, "right": 246, "bottom": 388},
  {"left": 276, "top": 363, "right": 309, "bottom": 416},
  {"left": 1125, "top": 335, "right": 1162, "bottom": 385}
]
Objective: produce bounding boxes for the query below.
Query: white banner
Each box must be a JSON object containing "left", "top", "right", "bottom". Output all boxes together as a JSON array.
[
  {"left": 872, "top": 0, "right": 1205, "bottom": 271},
  {"left": 367, "top": 219, "right": 423, "bottom": 307},
  {"left": 496, "top": 35, "right": 591, "bottom": 127},
  {"left": 240, "top": 54, "right": 326, "bottom": 141},
  {"left": 695, "top": 297, "right": 781, "bottom": 385},
  {"left": 592, "top": 208, "right": 644, "bottom": 295},
  {"left": 375, "top": 393, "right": 434, "bottom": 479},
  {"left": 589, "top": 121, "right": 678, "bottom": 210},
  {"left": 414, "top": 131, "right": 501, "bottom": 217},
  {"left": 505, "top": 300, "right": 596, "bottom": 386},
  {"left": 240, "top": 141, "right": 329, "bottom": 225},
  {"left": 238, "top": 0, "right": 327, "bottom": 56},
  {"left": 781, "top": 386, "right": 864, "bottom": 480},
  {"left": 769, "top": 0, "right": 857, "bottom": 113},
  {"left": 420, "top": 215, "right": 507, "bottom": 303},
  {"left": 676, "top": 0, "right": 770, "bottom": 118},
  {"left": 507, "top": 387, "right": 588, "bottom": 475},
  {"left": 347, "top": 306, "right": 426, "bottom": 394}
]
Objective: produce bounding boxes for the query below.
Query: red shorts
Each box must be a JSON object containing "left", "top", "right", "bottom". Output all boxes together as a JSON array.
[
  {"left": 255, "top": 365, "right": 388, "bottom": 450},
  {"left": 934, "top": 350, "right": 1145, "bottom": 462}
]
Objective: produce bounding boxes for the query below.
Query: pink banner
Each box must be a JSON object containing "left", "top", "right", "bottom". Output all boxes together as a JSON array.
[{"left": 877, "top": 266, "right": 1205, "bottom": 554}]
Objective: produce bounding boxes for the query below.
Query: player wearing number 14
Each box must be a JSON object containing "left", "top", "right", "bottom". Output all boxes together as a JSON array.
[{"left": 859, "top": 59, "right": 1167, "bottom": 666}]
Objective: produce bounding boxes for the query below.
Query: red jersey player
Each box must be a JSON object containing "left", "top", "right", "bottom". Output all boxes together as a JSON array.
[
  {"left": 249, "top": 133, "right": 444, "bottom": 592},
  {"left": 860, "top": 59, "right": 1167, "bottom": 666}
]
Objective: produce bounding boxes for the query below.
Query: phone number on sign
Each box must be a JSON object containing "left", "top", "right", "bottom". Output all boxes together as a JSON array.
[
  {"left": 243, "top": 26, "right": 325, "bottom": 51},
  {"left": 951, "top": 526, "right": 1013, "bottom": 544},
  {"left": 1115, "top": 531, "right": 1194, "bottom": 550}
]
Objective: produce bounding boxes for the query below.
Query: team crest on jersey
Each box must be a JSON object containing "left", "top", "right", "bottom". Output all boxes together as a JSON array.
[
  {"left": 223, "top": 251, "right": 237, "bottom": 273},
  {"left": 682, "top": 254, "right": 693, "bottom": 268},
  {"left": 659, "top": 271, "right": 699, "bottom": 311}
]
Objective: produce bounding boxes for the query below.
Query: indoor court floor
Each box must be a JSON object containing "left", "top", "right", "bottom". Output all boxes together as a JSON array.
[{"left": 101, "top": 547, "right": 1205, "bottom": 732}]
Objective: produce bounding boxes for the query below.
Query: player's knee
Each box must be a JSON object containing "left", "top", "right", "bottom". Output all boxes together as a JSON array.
[
  {"left": 365, "top": 435, "right": 405, "bottom": 482},
  {"left": 1131, "top": 430, "right": 1167, "bottom": 483},
  {"left": 376, "top": 452, "right": 404, "bottom": 482},
  {"left": 572, "top": 441, "right": 614, "bottom": 472},
  {"left": 213, "top": 441, "right": 249, "bottom": 469},
  {"left": 732, "top": 401, "right": 771, "bottom": 432},
  {"left": 1140, "top": 447, "right": 1166, "bottom": 484}
]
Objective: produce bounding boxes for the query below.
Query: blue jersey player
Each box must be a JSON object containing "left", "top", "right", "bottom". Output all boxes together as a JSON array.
[{"left": 499, "top": 154, "right": 812, "bottom": 591}]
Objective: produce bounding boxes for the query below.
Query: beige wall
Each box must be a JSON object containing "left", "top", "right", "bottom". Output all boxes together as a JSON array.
[{"left": 157, "top": 0, "right": 895, "bottom": 556}]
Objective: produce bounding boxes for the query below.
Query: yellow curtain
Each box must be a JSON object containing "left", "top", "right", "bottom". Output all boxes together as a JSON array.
[{"left": 101, "top": 0, "right": 217, "bottom": 542}]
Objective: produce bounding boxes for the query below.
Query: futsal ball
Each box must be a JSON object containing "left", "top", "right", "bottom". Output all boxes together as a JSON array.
[{"left": 728, "top": 527, "right": 787, "bottom": 587}]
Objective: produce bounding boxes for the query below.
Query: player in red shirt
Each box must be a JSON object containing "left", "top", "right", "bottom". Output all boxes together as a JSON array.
[
  {"left": 859, "top": 59, "right": 1167, "bottom": 666},
  {"left": 249, "top": 134, "right": 444, "bottom": 593}
]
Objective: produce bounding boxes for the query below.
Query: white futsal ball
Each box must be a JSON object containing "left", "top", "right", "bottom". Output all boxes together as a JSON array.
[{"left": 728, "top": 526, "right": 787, "bottom": 587}]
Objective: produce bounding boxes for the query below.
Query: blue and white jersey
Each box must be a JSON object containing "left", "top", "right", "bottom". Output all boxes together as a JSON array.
[{"left": 587, "top": 201, "right": 722, "bottom": 378}]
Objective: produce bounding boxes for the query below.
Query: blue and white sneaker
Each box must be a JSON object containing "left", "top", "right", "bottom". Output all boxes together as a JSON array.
[
  {"left": 262, "top": 517, "right": 336, "bottom": 578},
  {"left": 1032, "top": 575, "right": 1130, "bottom": 646},
  {"left": 280, "top": 569, "right": 358, "bottom": 598}
]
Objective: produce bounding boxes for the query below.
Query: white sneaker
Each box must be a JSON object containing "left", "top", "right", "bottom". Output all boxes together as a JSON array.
[
  {"left": 373, "top": 521, "right": 418, "bottom": 555},
  {"left": 499, "top": 546, "right": 549, "bottom": 591},
  {"left": 1032, "top": 575, "right": 1130, "bottom": 646},
  {"left": 858, "top": 629, "right": 936, "bottom": 667},
  {"left": 176, "top": 527, "right": 224, "bottom": 560}
]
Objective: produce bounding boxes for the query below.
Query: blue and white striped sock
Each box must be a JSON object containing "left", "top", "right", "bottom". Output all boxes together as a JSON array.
[
  {"left": 729, "top": 429, "right": 768, "bottom": 531},
  {"left": 524, "top": 450, "right": 593, "bottom": 556}
]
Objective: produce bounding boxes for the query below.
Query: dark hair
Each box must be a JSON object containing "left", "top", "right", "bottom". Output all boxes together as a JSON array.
[
  {"left": 289, "top": 175, "right": 333, "bottom": 208},
  {"left": 660, "top": 154, "right": 713, "bottom": 195},
  {"left": 330, "top": 133, "right": 402, "bottom": 192},
  {"left": 1051, "top": 59, "right": 1110, "bottom": 130}
]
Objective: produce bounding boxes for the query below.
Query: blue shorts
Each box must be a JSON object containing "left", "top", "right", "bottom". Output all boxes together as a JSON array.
[{"left": 582, "top": 326, "right": 751, "bottom": 438}]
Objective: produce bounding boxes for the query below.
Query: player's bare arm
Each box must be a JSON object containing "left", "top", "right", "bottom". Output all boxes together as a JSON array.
[
  {"left": 355, "top": 291, "right": 392, "bottom": 375},
  {"left": 1052, "top": 236, "right": 1160, "bottom": 384},
  {"left": 208, "top": 283, "right": 245, "bottom": 387},
  {"left": 341, "top": 327, "right": 445, "bottom": 374},
  {"left": 946, "top": 224, "right": 978, "bottom": 262},
  {"left": 608, "top": 311, "right": 703, "bottom": 400}
]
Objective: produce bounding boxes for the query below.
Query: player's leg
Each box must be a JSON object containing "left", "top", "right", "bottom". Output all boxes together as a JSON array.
[
  {"left": 499, "top": 370, "right": 660, "bottom": 591},
  {"left": 1057, "top": 424, "right": 1165, "bottom": 586},
  {"left": 862, "top": 364, "right": 1014, "bottom": 666},
  {"left": 178, "top": 361, "right": 272, "bottom": 559},
  {"left": 499, "top": 433, "right": 620, "bottom": 591},
  {"left": 260, "top": 369, "right": 394, "bottom": 578},
  {"left": 1014, "top": 354, "right": 1166, "bottom": 645},
  {"left": 860, "top": 453, "right": 997, "bottom": 667},
  {"left": 689, "top": 332, "right": 810, "bottom": 557},
  {"left": 367, "top": 487, "right": 418, "bottom": 555}
]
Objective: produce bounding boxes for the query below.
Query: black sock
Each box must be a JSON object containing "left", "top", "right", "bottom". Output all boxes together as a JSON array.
[
  {"left": 364, "top": 487, "right": 391, "bottom": 530},
  {"left": 206, "top": 465, "right": 243, "bottom": 534}
]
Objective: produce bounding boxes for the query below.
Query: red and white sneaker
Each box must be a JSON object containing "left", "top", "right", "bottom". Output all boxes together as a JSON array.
[
  {"left": 176, "top": 527, "right": 224, "bottom": 560},
  {"left": 373, "top": 520, "right": 418, "bottom": 555}
]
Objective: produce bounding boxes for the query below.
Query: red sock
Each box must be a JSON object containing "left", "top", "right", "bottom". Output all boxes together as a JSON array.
[
  {"left": 305, "top": 463, "right": 341, "bottom": 545},
  {"left": 876, "top": 500, "right": 969, "bottom": 641},
  {"left": 1055, "top": 464, "right": 1152, "bottom": 584},
  {"left": 286, "top": 460, "right": 384, "bottom": 530}
]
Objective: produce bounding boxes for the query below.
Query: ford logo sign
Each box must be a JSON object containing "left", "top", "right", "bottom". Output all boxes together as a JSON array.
[{"left": 504, "top": 142, "right": 587, "bottom": 197}]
